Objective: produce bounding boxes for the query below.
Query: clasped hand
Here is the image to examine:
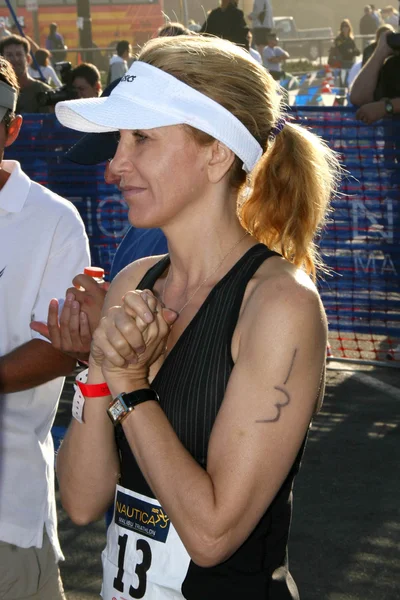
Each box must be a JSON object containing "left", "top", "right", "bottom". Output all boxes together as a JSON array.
[{"left": 90, "top": 290, "right": 178, "bottom": 384}]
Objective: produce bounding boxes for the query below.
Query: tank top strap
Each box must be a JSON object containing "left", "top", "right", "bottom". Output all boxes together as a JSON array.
[
  {"left": 224, "top": 244, "right": 279, "bottom": 343},
  {"left": 137, "top": 254, "right": 170, "bottom": 290}
]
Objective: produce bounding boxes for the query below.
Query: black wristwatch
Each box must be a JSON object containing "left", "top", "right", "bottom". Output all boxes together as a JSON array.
[
  {"left": 107, "top": 388, "right": 159, "bottom": 426},
  {"left": 383, "top": 98, "right": 394, "bottom": 116}
]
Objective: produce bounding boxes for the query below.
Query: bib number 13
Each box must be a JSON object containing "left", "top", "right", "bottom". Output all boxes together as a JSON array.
[{"left": 113, "top": 534, "right": 152, "bottom": 598}]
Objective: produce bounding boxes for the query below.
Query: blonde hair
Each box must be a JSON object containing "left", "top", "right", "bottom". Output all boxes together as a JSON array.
[{"left": 137, "top": 36, "right": 339, "bottom": 279}]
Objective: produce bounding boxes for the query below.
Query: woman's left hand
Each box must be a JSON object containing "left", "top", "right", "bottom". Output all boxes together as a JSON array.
[{"left": 90, "top": 289, "right": 177, "bottom": 386}]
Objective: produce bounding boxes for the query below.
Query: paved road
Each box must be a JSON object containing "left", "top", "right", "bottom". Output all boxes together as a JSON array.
[{"left": 55, "top": 362, "right": 400, "bottom": 599}]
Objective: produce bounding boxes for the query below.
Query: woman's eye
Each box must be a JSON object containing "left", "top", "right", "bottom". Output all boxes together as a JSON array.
[{"left": 133, "top": 132, "right": 147, "bottom": 143}]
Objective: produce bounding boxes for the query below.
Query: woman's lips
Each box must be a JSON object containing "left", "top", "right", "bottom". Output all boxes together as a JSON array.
[{"left": 120, "top": 186, "right": 147, "bottom": 196}]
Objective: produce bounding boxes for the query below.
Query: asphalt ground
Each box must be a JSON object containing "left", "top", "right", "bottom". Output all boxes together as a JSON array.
[{"left": 54, "top": 362, "right": 400, "bottom": 600}]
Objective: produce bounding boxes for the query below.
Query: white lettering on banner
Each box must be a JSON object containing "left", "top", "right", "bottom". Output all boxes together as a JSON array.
[
  {"left": 97, "top": 195, "right": 130, "bottom": 239},
  {"left": 351, "top": 198, "right": 394, "bottom": 244},
  {"left": 354, "top": 252, "right": 397, "bottom": 276}
]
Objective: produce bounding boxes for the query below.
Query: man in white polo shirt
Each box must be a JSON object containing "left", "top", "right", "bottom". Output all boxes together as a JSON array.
[
  {"left": 0, "top": 56, "right": 90, "bottom": 599},
  {"left": 262, "top": 32, "right": 290, "bottom": 81}
]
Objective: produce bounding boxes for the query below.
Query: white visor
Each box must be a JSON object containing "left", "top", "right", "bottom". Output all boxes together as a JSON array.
[{"left": 55, "top": 61, "right": 263, "bottom": 173}]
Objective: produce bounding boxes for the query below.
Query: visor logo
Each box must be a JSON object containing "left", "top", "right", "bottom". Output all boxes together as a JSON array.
[{"left": 121, "top": 75, "right": 136, "bottom": 83}]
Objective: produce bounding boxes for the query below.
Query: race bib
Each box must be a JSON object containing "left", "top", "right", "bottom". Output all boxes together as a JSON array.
[{"left": 101, "top": 485, "right": 191, "bottom": 599}]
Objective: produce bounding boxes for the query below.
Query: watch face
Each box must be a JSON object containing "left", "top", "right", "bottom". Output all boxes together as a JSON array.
[
  {"left": 386, "top": 101, "right": 394, "bottom": 114},
  {"left": 109, "top": 399, "right": 125, "bottom": 421}
]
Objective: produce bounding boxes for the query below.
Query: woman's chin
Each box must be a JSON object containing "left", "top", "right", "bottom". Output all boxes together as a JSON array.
[{"left": 127, "top": 209, "right": 161, "bottom": 230}]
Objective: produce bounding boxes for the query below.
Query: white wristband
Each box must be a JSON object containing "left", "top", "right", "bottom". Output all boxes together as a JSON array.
[{"left": 72, "top": 368, "right": 89, "bottom": 423}]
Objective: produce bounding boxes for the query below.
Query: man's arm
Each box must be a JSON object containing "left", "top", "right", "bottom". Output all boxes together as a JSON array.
[
  {"left": 350, "top": 30, "right": 393, "bottom": 106},
  {"left": 0, "top": 339, "right": 76, "bottom": 394},
  {"left": 356, "top": 97, "right": 400, "bottom": 124}
]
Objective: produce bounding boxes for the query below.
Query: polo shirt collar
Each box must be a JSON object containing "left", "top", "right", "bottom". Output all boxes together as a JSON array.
[{"left": 0, "top": 160, "right": 31, "bottom": 214}]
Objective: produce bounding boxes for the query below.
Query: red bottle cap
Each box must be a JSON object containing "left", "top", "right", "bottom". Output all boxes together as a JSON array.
[{"left": 84, "top": 266, "right": 105, "bottom": 278}]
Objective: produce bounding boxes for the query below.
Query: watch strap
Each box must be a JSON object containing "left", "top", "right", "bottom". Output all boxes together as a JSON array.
[{"left": 107, "top": 388, "right": 159, "bottom": 425}]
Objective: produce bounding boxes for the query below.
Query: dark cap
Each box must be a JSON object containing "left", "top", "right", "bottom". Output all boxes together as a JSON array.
[{"left": 64, "top": 77, "right": 121, "bottom": 165}]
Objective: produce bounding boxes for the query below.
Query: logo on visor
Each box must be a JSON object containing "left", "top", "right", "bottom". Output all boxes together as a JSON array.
[{"left": 121, "top": 75, "right": 137, "bottom": 83}]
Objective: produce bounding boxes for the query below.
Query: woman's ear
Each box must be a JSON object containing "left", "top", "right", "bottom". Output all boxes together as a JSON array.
[
  {"left": 207, "top": 140, "right": 235, "bottom": 183},
  {"left": 5, "top": 115, "right": 23, "bottom": 147}
]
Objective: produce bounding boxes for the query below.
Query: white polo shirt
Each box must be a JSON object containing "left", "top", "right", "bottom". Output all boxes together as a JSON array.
[{"left": 0, "top": 160, "right": 90, "bottom": 560}]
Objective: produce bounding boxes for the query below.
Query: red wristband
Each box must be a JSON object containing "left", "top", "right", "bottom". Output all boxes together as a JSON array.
[{"left": 76, "top": 380, "right": 111, "bottom": 398}]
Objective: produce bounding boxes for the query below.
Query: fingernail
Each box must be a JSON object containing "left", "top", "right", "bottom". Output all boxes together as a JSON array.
[
  {"left": 129, "top": 357, "right": 138, "bottom": 364},
  {"left": 135, "top": 346, "right": 145, "bottom": 355},
  {"left": 66, "top": 293, "right": 74, "bottom": 302},
  {"left": 144, "top": 311, "right": 153, "bottom": 323},
  {"left": 72, "top": 301, "right": 79, "bottom": 310},
  {"left": 141, "top": 292, "right": 148, "bottom": 302}
]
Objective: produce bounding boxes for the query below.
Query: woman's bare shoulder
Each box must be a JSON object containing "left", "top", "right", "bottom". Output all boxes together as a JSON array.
[
  {"left": 251, "top": 255, "right": 320, "bottom": 299},
  {"left": 239, "top": 256, "right": 325, "bottom": 334},
  {"left": 104, "top": 254, "right": 168, "bottom": 309}
]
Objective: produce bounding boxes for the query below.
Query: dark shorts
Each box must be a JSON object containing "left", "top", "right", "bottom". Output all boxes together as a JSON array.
[{"left": 252, "top": 27, "right": 272, "bottom": 46}]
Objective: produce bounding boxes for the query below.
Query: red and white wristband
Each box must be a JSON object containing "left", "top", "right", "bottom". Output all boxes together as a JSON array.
[{"left": 72, "top": 368, "right": 111, "bottom": 423}]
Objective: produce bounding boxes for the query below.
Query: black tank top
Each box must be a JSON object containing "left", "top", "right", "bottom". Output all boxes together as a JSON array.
[{"left": 116, "top": 244, "right": 305, "bottom": 599}]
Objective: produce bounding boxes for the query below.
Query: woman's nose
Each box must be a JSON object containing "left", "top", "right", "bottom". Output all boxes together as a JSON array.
[
  {"left": 107, "top": 135, "right": 132, "bottom": 181},
  {"left": 104, "top": 160, "right": 120, "bottom": 185}
]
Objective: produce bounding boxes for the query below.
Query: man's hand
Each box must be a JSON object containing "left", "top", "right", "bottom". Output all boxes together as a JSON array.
[
  {"left": 30, "top": 273, "right": 108, "bottom": 362},
  {"left": 356, "top": 101, "right": 386, "bottom": 124},
  {"left": 69, "top": 273, "right": 109, "bottom": 333}
]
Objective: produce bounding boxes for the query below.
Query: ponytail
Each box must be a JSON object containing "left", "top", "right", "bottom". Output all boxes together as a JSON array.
[{"left": 239, "top": 121, "right": 340, "bottom": 280}]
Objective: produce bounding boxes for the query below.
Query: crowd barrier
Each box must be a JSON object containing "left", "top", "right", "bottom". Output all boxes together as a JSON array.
[{"left": 6, "top": 110, "right": 399, "bottom": 363}]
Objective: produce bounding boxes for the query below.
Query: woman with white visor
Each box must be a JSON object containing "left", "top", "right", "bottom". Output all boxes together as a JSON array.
[{"left": 55, "top": 35, "right": 338, "bottom": 599}]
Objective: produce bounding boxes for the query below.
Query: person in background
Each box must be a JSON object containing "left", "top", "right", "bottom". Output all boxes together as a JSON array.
[
  {"left": 29, "top": 48, "right": 62, "bottom": 87},
  {"left": 248, "top": 0, "right": 274, "bottom": 55},
  {"left": 200, "top": 0, "right": 248, "bottom": 47},
  {"left": 360, "top": 5, "right": 379, "bottom": 49},
  {"left": 108, "top": 40, "right": 131, "bottom": 84},
  {"left": 51, "top": 33, "right": 338, "bottom": 598},
  {"left": 71, "top": 62, "right": 102, "bottom": 98},
  {"left": 0, "top": 17, "right": 11, "bottom": 40},
  {"left": 381, "top": 5, "right": 399, "bottom": 27},
  {"left": 246, "top": 29, "right": 262, "bottom": 64},
  {"left": 351, "top": 29, "right": 400, "bottom": 121},
  {"left": 370, "top": 4, "right": 383, "bottom": 26},
  {"left": 0, "top": 35, "right": 51, "bottom": 113},
  {"left": 362, "top": 23, "right": 395, "bottom": 65},
  {"left": 10, "top": 21, "right": 39, "bottom": 53},
  {"left": 0, "top": 55, "right": 90, "bottom": 600},
  {"left": 333, "top": 19, "right": 360, "bottom": 70},
  {"left": 45, "top": 22, "right": 67, "bottom": 61},
  {"left": 262, "top": 32, "right": 289, "bottom": 80}
]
